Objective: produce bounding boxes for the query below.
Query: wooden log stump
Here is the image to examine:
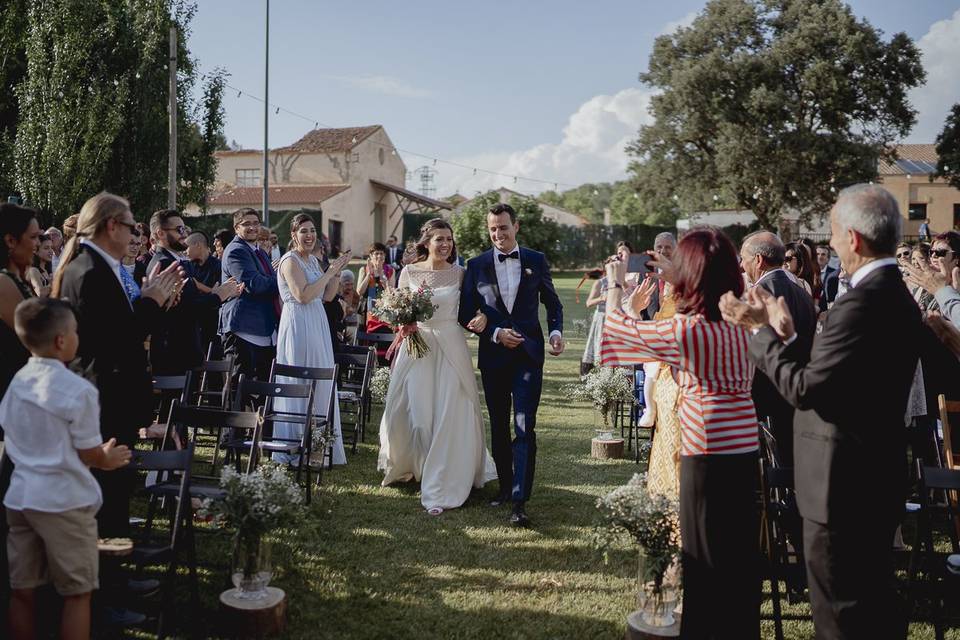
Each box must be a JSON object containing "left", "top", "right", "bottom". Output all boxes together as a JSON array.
[
  {"left": 591, "top": 437, "right": 625, "bottom": 459},
  {"left": 219, "top": 587, "right": 287, "bottom": 638},
  {"left": 97, "top": 538, "right": 133, "bottom": 558},
  {"left": 625, "top": 610, "right": 680, "bottom": 639}
]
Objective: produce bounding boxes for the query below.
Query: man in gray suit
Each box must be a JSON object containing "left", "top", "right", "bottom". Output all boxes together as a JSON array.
[
  {"left": 739, "top": 231, "right": 817, "bottom": 467},
  {"left": 642, "top": 232, "right": 676, "bottom": 319}
]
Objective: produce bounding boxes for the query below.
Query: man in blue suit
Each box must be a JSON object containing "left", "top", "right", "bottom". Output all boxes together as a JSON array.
[
  {"left": 220, "top": 208, "right": 281, "bottom": 383},
  {"left": 459, "top": 203, "right": 564, "bottom": 527}
]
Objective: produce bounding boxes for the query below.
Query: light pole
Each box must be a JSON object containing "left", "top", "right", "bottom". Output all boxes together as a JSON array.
[{"left": 262, "top": 0, "right": 270, "bottom": 227}]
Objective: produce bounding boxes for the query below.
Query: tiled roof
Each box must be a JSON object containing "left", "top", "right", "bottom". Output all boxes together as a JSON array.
[
  {"left": 879, "top": 144, "right": 939, "bottom": 175},
  {"left": 277, "top": 126, "right": 382, "bottom": 154},
  {"left": 209, "top": 185, "right": 350, "bottom": 206}
]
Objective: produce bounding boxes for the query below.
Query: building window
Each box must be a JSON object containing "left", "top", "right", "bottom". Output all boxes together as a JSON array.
[
  {"left": 378, "top": 148, "right": 385, "bottom": 165},
  {"left": 236, "top": 168, "right": 261, "bottom": 187},
  {"left": 908, "top": 202, "right": 927, "bottom": 221}
]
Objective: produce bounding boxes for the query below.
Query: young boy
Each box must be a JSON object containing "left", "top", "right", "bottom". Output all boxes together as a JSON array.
[{"left": 0, "top": 297, "right": 131, "bottom": 640}]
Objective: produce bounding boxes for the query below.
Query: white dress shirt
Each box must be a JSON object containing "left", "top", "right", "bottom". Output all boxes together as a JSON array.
[
  {"left": 849, "top": 257, "right": 898, "bottom": 288},
  {"left": 490, "top": 246, "right": 561, "bottom": 345},
  {"left": 0, "top": 358, "right": 104, "bottom": 512}
]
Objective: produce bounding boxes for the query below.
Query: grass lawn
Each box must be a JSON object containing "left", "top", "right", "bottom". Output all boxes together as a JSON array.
[{"left": 144, "top": 272, "right": 956, "bottom": 639}]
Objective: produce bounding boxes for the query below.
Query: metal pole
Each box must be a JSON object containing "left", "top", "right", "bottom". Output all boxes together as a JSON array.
[
  {"left": 262, "top": 0, "right": 270, "bottom": 227},
  {"left": 168, "top": 25, "right": 178, "bottom": 209}
]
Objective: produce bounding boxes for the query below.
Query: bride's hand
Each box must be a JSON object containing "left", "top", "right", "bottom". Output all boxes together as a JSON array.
[{"left": 466, "top": 312, "right": 488, "bottom": 334}]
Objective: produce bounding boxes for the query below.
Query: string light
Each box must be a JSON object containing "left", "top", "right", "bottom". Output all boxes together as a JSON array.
[
  {"left": 206, "top": 73, "right": 580, "bottom": 191},
  {"left": 634, "top": 193, "right": 639, "bottom": 199},
  {"left": 791, "top": 190, "right": 797, "bottom": 197},
  {"left": 275, "top": 107, "right": 279, "bottom": 115}
]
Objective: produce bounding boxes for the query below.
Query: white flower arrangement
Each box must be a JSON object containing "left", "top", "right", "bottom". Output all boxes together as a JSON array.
[
  {"left": 572, "top": 318, "right": 589, "bottom": 338},
  {"left": 564, "top": 366, "right": 634, "bottom": 426},
  {"left": 595, "top": 473, "right": 681, "bottom": 588},
  {"left": 372, "top": 285, "right": 438, "bottom": 357},
  {"left": 200, "top": 464, "right": 303, "bottom": 539},
  {"left": 370, "top": 366, "right": 391, "bottom": 403}
]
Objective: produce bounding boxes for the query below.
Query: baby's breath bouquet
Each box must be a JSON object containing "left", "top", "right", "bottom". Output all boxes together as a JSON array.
[
  {"left": 201, "top": 465, "right": 303, "bottom": 598},
  {"left": 596, "top": 473, "right": 681, "bottom": 624},
  {"left": 564, "top": 366, "right": 634, "bottom": 427},
  {"left": 370, "top": 366, "right": 391, "bottom": 403},
  {"left": 373, "top": 285, "right": 438, "bottom": 358}
]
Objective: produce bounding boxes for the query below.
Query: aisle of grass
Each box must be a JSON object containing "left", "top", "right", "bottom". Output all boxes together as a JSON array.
[{"left": 165, "top": 272, "right": 954, "bottom": 639}]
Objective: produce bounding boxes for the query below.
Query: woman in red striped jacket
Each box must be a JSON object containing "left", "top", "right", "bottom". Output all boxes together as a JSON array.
[{"left": 601, "top": 226, "right": 759, "bottom": 640}]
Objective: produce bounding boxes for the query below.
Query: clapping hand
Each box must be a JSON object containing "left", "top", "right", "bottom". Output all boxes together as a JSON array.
[
  {"left": 719, "top": 288, "right": 795, "bottom": 340},
  {"left": 903, "top": 259, "right": 954, "bottom": 294},
  {"left": 213, "top": 276, "right": 243, "bottom": 302},
  {"left": 102, "top": 438, "right": 132, "bottom": 470},
  {"left": 604, "top": 254, "right": 627, "bottom": 286},
  {"left": 626, "top": 277, "right": 657, "bottom": 319},
  {"left": 328, "top": 251, "right": 353, "bottom": 275},
  {"left": 141, "top": 261, "right": 183, "bottom": 307}
]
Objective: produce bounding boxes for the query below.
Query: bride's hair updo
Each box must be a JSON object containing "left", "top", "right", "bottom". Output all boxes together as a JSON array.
[{"left": 411, "top": 218, "right": 457, "bottom": 265}]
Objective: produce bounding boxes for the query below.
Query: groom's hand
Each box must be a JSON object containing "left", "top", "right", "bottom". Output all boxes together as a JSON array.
[
  {"left": 549, "top": 334, "right": 565, "bottom": 356},
  {"left": 497, "top": 329, "right": 524, "bottom": 349}
]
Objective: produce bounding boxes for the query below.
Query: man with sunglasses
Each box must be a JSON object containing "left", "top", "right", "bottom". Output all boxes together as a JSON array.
[{"left": 146, "top": 209, "right": 241, "bottom": 375}]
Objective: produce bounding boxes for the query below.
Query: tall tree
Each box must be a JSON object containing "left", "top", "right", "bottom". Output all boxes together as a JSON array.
[
  {"left": 13, "top": 0, "right": 225, "bottom": 223},
  {"left": 627, "top": 0, "right": 925, "bottom": 229},
  {"left": 934, "top": 104, "right": 960, "bottom": 190},
  {"left": 0, "top": 0, "right": 28, "bottom": 202},
  {"left": 451, "top": 191, "right": 560, "bottom": 263}
]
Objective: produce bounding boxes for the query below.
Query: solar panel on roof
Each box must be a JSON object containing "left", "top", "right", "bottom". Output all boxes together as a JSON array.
[{"left": 895, "top": 159, "right": 937, "bottom": 174}]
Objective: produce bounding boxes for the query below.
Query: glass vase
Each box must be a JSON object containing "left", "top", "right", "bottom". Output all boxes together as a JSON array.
[
  {"left": 637, "top": 553, "right": 675, "bottom": 627},
  {"left": 231, "top": 534, "right": 273, "bottom": 600}
]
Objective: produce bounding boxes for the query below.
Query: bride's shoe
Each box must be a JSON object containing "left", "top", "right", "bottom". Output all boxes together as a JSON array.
[{"left": 427, "top": 507, "right": 444, "bottom": 516}]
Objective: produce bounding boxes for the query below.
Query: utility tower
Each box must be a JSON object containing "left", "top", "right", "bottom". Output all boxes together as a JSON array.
[{"left": 412, "top": 166, "right": 437, "bottom": 198}]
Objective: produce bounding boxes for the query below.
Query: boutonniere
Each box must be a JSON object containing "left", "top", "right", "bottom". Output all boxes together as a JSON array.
[{"left": 524, "top": 268, "right": 533, "bottom": 276}]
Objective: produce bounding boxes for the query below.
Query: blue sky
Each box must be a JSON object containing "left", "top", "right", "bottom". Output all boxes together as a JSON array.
[{"left": 188, "top": 1, "right": 960, "bottom": 197}]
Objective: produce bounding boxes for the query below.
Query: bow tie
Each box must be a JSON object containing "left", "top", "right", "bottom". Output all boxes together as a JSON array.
[{"left": 498, "top": 251, "right": 520, "bottom": 263}]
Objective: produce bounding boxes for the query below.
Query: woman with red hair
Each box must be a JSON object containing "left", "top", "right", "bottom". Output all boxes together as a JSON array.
[{"left": 601, "top": 226, "right": 759, "bottom": 639}]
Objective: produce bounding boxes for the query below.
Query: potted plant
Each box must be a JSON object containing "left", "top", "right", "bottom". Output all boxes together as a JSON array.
[
  {"left": 595, "top": 473, "right": 681, "bottom": 627},
  {"left": 565, "top": 366, "right": 634, "bottom": 439},
  {"left": 201, "top": 464, "right": 304, "bottom": 599}
]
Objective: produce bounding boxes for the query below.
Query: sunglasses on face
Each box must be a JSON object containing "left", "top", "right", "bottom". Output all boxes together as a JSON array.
[
  {"left": 896, "top": 251, "right": 911, "bottom": 259},
  {"left": 932, "top": 249, "right": 953, "bottom": 258},
  {"left": 784, "top": 255, "right": 797, "bottom": 263}
]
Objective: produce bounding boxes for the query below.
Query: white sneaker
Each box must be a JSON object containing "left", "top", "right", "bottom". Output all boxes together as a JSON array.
[{"left": 638, "top": 407, "right": 657, "bottom": 427}]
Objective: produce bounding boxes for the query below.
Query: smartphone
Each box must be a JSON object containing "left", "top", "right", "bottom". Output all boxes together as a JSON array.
[{"left": 627, "top": 253, "right": 654, "bottom": 274}]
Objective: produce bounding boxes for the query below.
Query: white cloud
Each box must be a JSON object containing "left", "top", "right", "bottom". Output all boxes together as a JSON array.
[
  {"left": 906, "top": 8, "right": 960, "bottom": 142},
  {"left": 327, "top": 74, "right": 432, "bottom": 99},
  {"left": 431, "top": 88, "right": 656, "bottom": 198},
  {"left": 658, "top": 10, "right": 699, "bottom": 37}
]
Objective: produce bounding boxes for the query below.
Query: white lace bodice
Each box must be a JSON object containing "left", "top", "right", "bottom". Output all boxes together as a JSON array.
[{"left": 398, "top": 263, "right": 463, "bottom": 325}]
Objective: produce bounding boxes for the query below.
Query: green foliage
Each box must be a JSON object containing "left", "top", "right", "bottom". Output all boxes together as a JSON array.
[
  {"left": 12, "top": 0, "right": 225, "bottom": 224},
  {"left": 934, "top": 104, "right": 960, "bottom": 191},
  {"left": 0, "top": 0, "right": 27, "bottom": 202},
  {"left": 451, "top": 191, "right": 562, "bottom": 264},
  {"left": 628, "top": 0, "right": 926, "bottom": 229}
]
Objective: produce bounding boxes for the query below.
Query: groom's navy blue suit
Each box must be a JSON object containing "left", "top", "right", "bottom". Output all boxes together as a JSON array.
[{"left": 459, "top": 247, "right": 563, "bottom": 503}]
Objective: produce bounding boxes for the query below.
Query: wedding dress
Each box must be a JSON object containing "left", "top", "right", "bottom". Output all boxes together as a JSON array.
[{"left": 377, "top": 263, "right": 497, "bottom": 511}]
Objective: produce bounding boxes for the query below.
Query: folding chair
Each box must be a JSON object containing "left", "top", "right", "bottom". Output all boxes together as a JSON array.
[
  {"left": 128, "top": 444, "right": 197, "bottom": 639},
  {"left": 230, "top": 375, "right": 316, "bottom": 503},
  {"left": 335, "top": 348, "right": 375, "bottom": 448},
  {"left": 193, "top": 353, "right": 236, "bottom": 410},
  {"left": 938, "top": 395, "right": 960, "bottom": 470},
  {"left": 155, "top": 401, "right": 262, "bottom": 497},
  {"left": 270, "top": 363, "right": 339, "bottom": 483},
  {"left": 356, "top": 330, "right": 396, "bottom": 365},
  {"left": 143, "top": 372, "right": 193, "bottom": 446},
  {"left": 910, "top": 462, "right": 960, "bottom": 640}
]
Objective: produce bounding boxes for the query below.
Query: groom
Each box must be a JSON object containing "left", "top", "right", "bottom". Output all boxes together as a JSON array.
[{"left": 459, "top": 203, "right": 564, "bottom": 527}]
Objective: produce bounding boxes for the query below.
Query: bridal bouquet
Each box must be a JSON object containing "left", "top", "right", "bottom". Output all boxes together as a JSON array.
[{"left": 373, "top": 286, "right": 438, "bottom": 358}]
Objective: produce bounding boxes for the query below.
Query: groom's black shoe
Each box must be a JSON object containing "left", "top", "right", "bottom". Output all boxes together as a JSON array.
[
  {"left": 510, "top": 502, "right": 530, "bottom": 528},
  {"left": 489, "top": 492, "right": 511, "bottom": 507}
]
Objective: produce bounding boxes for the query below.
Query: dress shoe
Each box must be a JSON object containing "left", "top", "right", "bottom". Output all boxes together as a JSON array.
[
  {"left": 102, "top": 606, "right": 147, "bottom": 628},
  {"left": 489, "top": 493, "right": 511, "bottom": 507},
  {"left": 127, "top": 577, "right": 161, "bottom": 596},
  {"left": 510, "top": 502, "right": 530, "bottom": 528}
]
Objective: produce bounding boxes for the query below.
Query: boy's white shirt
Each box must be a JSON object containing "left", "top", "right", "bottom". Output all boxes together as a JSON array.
[{"left": 0, "top": 357, "right": 104, "bottom": 512}]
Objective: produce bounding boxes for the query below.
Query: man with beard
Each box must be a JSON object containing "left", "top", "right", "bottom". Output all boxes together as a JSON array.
[{"left": 146, "top": 210, "right": 241, "bottom": 375}]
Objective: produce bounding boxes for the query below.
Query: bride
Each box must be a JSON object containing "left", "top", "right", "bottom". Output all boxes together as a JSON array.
[{"left": 377, "top": 218, "right": 497, "bottom": 514}]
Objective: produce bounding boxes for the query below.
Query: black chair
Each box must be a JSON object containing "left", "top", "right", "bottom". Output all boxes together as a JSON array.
[
  {"left": 356, "top": 330, "right": 395, "bottom": 365},
  {"left": 146, "top": 373, "right": 193, "bottom": 448},
  {"left": 128, "top": 444, "right": 197, "bottom": 639},
  {"left": 910, "top": 462, "right": 960, "bottom": 639},
  {"left": 270, "top": 362, "right": 339, "bottom": 484},
  {"left": 156, "top": 401, "right": 262, "bottom": 493},
  {"left": 335, "top": 348, "right": 375, "bottom": 449},
  {"left": 193, "top": 353, "right": 236, "bottom": 410},
  {"left": 230, "top": 375, "right": 317, "bottom": 503}
]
